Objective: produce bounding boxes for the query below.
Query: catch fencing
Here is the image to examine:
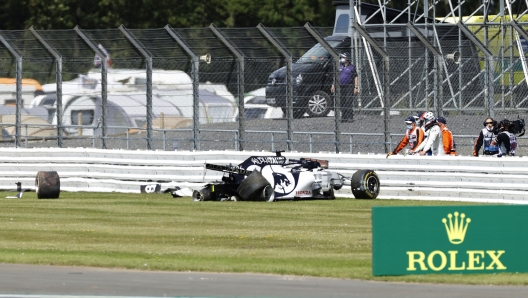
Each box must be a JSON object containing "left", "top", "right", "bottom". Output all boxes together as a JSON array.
[{"left": 1, "top": 2, "right": 528, "bottom": 156}]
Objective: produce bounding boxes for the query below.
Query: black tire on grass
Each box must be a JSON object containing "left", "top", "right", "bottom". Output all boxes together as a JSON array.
[
  {"left": 192, "top": 190, "right": 203, "bottom": 201},
  {"left": 35, "top": 171, "right": 60, "bottom": 199},
  {"left": 351, "top": 169, "right": 380, "bottom": 199},
  {"left": 192, "top": 188, "right": 216, "bottom": 201},
  {"left": 200, "top": 188, "right": 216, "bottom": 201},
  {"left": 237, "top": 170, "right": 270, "bottom": 201}
]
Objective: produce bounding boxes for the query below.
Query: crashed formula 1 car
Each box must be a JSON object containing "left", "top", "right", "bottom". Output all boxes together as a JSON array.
[{"left": 192, "top": 151, "right": 380, "bottom": 202}]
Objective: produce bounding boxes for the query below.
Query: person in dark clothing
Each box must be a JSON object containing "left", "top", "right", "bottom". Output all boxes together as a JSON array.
[
  {"left": 473, "top": 117, "right": 499, "bottom": 156},
  {"left": 492, "top": 119, "right": 517, "bottom": 157},
  {"left": 331, "top": 52, "right": 358, "bottom": 122}
]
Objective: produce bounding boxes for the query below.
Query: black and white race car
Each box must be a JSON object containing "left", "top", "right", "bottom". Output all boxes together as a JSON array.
[{"left": 192, "top": 151, "right": 380, "bottom": 202}]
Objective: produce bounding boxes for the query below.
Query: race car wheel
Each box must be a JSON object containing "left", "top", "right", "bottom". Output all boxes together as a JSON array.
[
  {"left": 351, "top": 170, "right": 380, "bottom": 199},
  {"left": 192, "top": 190, "right": 203, "bottom": 201},
  {"left": 35, "top": 171, "right": 60, "bottom": 199},
  {"left": 307, "top": 91, "right": 332, "bottom": 117},
  {"left": 237, "top": 170, "right": 271, "bottom": 201},
  {"left": 262, "top": 185, "right": 275, "bottom": 202},
  {"left": 192, "top": 188, "right": 216, "bottom": 201}
]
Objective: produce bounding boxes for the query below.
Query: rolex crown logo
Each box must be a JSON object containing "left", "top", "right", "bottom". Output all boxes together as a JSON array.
[{"left": 442, "top": 212, "right": 471, "bottom": 244}]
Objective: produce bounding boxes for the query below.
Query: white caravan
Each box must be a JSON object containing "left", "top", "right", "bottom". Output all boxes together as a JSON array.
[{"left": 30, "top": 69, "right": 237, "bottom": 136}]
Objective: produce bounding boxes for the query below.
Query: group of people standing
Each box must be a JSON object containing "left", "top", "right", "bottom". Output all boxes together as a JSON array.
[
  {"left": 387, "top": 112, "right": 456, "bottom": 157},
  {"left": 473, "top": 117, "right": 518, "bottom": 157},
  {"left": 331, "top": 53, "right": 518, "bottom": 157},
  {"left": 388, "top": 112, "right": 518, "bottom": 157}
]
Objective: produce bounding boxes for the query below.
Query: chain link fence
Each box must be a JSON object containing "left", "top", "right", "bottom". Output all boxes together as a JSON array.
[{"left": 1, "top": 20, "right": 528, "bottom": 156}]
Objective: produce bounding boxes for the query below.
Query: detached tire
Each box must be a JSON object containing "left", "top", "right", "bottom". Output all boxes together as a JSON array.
[
  {"left": 351, "top": 170, "right": 380, "bottom": 199},
  {"left": 237, "top": 170, "right": 270, "bottom": 201},
  {"left": 35, "top": 171, "right": 60, "bottom": 199}
]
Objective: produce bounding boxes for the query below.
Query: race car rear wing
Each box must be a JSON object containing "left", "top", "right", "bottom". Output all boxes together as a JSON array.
[{"left": 205, "top": 163, "right": 252, "bottom": 175}]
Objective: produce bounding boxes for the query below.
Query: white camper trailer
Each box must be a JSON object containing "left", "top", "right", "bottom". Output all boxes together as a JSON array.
[
  {"left": 51, "top": 94, "right": 130, "bottom": 136},
  {"left": 156, "top": 88, "right": 236, "bottom": 124},
  {"left": 84, "top": 68, "right": 193, "bottom": 91},
  {"left": 51, "top": 93, "right": 190, "bottom": 136},
  {"left": 104, "top": 93, "right": 191, "bottom": 130},
  {"left": 33, "top": 69, "right": 237, "bottom": 134}
]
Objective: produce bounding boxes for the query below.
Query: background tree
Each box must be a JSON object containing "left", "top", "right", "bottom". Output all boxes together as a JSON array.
[
  {"left": 0, "top": 0, "right": 523, "bottom": 30},
  {"left": 1, "top": 0, "right": 335, "bottom": 30}
]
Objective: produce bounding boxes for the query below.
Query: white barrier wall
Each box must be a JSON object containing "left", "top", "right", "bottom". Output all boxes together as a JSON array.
[{"left": 1, "top": 147, "right": 527, "bottom": 204}]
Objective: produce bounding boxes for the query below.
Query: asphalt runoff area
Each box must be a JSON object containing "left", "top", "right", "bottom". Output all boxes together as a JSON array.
[{"left": 0, "top": 264, "right": 526, "bottom": 298}]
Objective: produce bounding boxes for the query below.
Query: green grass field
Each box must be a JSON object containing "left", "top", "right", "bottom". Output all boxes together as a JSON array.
[{"left": 1, "top": 191, "right": 527, "bottom": 286}]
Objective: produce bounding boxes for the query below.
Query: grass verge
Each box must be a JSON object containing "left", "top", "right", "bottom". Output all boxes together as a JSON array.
[{"left": 1, "top": 191, "right": 526, "bottom": 285}]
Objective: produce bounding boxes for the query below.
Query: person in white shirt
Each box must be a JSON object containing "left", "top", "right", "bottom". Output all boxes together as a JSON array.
[{"left": 411, "top": 112, "right": 446, "bottom": 156}]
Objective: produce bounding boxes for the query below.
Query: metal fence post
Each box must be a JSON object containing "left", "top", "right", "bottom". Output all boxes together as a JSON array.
[
  {"left": 510, "top": 20, "right": 528, "bottom": 94},
  {"left": 257, "top": 23, "right": 294, "bottom": 152},
  {"left": 304, "top": 22, "right": 342, "bottom": 153},
  {"left": 457, "top": 22, "right": 495, "bottom": 118},
  {"left": 74, "top": 26, "right": 109, "bottom": 149},
  {"left": 30, "top": 26, "right": 64, "bottom": 148},
  {"left": 165, "top": 25, "right": 201, "bottom": 150},
  {"left": 406, "top": 23, "right": 444, "bottom": 117},
  {"left": 349, "top": 134, "right": 353, "bottom": 154},
  {"left": 235, "top": 131, "right": 239, "bottom": 151},
  {"left": 163, "top": 129, "right": 166, "bottom": 150},
  {"left": 0, "top": 33, "right": 22, "bottom": 147},
  {"left": 353, "top": 23, "right": 391, "bottom": 153},
  {"left": 210, "top": 24, "right": 245, "bottom": 151},
  {"left": 119, "top": 25, "right": 154, "bottom": 150},
  {"left": 24, "top": 124, "right": 28, "bottom": 148}
]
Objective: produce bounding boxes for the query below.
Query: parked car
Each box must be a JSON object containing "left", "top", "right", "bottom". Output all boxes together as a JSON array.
[
  {"left": 265, "top": 35, "right": 349, "bottom": 118},
  {"left": 242, "top": 88, "right": 283, "bottom": 119},
  {"left": 266, "top": 2, "right": 482, "bottom": 118}
]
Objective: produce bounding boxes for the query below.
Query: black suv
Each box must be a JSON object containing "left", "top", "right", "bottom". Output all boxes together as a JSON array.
[
  {"left": 265, "top": 35, "right": 349, "bottom": 118},
  {"left": 266, "top": 2, "right": 483, "bottom": 119}
]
